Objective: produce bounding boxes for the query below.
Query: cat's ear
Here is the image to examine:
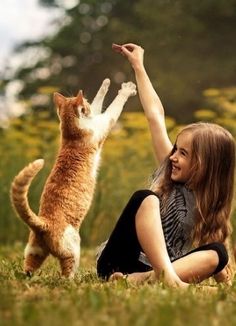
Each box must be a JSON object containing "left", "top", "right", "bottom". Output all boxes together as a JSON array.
[
  {"left": 76, "top": 90, "right": 83, "bottom": 104},
  {"left": 53, "top": 92, "right": 66, "bottom": 107}
]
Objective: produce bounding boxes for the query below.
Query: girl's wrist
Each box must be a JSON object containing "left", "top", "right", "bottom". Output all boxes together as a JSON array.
[
  {"left": 132, "top": 62, "right": 145, "bottom": 73},
  {"left": 133, "top": 64, "right": 146, "bottom": 77}
]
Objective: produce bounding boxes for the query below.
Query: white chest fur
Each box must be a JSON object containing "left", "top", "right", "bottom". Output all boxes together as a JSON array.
[
  {"left": 78, "top": 114, "right": 111, "bottom": 143},
  {"left": 91, "top": 149, "right": 101, "bottom": 179}
]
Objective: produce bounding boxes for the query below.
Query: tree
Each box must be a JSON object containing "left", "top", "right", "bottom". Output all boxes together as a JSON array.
[{"left": 3, "top": 0, "right": 236, "bottom": 122}]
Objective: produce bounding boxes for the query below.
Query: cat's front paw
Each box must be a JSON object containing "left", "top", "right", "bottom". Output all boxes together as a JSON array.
[
  {"left": 101, "top": 78, "right": 110, "bottom": 93},
  {"left": 119, "top": 82, "right": 137, "bottom": 97}
]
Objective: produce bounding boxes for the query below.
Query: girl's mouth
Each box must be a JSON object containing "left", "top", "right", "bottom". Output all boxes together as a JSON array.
[{"left": 172, "top": 165, "right": 180, "bottom": 173}]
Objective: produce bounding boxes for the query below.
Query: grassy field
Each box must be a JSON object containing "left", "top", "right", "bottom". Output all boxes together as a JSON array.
[{"left": 1, "top": 243, "right": 236, "bottom": 326}]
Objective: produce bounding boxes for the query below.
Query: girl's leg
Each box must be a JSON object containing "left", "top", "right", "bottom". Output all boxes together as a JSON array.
[
  {"left": 117, "top": 243, "right": 228, "bottom": 285},
  {"left": 97, "top": 190, "right": 187, "bottom": 287},
  {"left": 173, "top": 251, "right": 219, "bottom": 283},
  {"left": 97, "top": 190, "right": 155, "bottom": 279},
  {"left": 173, "top": 242, "right": 229, "bottom": 283},
  {"left": 98, "top": 190, "right": 228, "bottom": 287},
  {"left": 134, "top": 195, "right": 188, "bottom": 288}
]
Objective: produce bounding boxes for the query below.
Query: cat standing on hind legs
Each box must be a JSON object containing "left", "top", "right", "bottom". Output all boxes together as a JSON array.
[{"left": 10, "top": 78, "right": 136, "bottom": 278}]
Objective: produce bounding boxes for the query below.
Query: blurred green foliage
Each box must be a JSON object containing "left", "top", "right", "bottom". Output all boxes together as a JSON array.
[
  {"left": 0, "top": 85, "right": 235, "bottom": 246},
  {"left": 3, "top": 0, "right": 236, "bottom": 246},
  {"left": 0, "top": 109, "right": 165, "bottom": 245},
  {"left": 3, "top": 0, "right": 236, "bottom": 122},
  {"left": 0, "top": 111, "right": 59, "bottom": 243},
  {"left": 194, "top": 87, "right": 236, "bottom": 136}
]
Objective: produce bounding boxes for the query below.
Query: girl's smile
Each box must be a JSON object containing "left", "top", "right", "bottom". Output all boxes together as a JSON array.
[
  {"left": 170, "top": 132, "right": 193, "bottom": 184},
  {"left": 171, "top": 164, "right": 180, "bottom": 174}
]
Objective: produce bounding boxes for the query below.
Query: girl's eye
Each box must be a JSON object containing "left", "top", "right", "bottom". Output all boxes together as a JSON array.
[{"left": 180, "top": 150, "right": 187, "bottom": 156}]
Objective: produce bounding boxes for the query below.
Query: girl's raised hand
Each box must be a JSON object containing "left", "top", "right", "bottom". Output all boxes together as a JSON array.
[{"left": 112, "top": 43, "right": 144, "bottom": 70}]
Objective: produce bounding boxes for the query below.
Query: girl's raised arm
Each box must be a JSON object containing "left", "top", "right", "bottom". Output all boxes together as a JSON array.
[{"left": 113, "top": 43, "right": 172, "bottom": 164}]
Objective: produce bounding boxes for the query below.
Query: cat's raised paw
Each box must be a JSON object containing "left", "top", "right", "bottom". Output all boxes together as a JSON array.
[
  {"left": 120, "top": 81, "right": 137, "bottom": 97},
  {"left": 101, "top": 78, "right": 111, "bottom": 92},
  {"left": 103, "top": 78, "right": 110, "bottom": 86}
]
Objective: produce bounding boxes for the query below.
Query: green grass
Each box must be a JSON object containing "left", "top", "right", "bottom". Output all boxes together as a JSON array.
[{"left": 1, "top": 244, "right": 236, "bottom": 326}]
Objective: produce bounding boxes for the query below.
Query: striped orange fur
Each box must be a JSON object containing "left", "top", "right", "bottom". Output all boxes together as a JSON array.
[{"left": 10, "top": 79, "right": 136, "bottom": 277}]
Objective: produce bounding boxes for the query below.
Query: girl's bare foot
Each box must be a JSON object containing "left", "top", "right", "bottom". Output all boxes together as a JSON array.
[
  {"left": 109, "top": 271, "right": 189, "bottom": 288},
  {"left": 164, "top": 274, "right": 189, "bottom": 289},
  {"left": 109, "top": 271, "right": 154, "bottom": 285}
]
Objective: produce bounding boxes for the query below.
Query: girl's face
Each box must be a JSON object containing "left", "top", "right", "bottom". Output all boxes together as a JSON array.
[{"left": 169, "top": 132, "right": 193, "bottom": 184}]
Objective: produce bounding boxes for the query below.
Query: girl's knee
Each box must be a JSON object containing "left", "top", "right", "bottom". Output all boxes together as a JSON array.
[
  {"left": 206, "top": 242, "right": 229, "bottom": 274},
  {"left": 127, "top": 190, "right": 159, "bottom": 215},
  {"left": 139, "top": 195, "right": 160, "bottom": 211},
  {"left": 135, "top": 195, "right": 160, "bottom": 229},
  {"left": 130, "top": 189, "right": 158, "bottom": 203}
]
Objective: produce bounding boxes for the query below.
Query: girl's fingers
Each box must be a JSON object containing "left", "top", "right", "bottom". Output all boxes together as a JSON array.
[
  {"left": 112, "top": 42, "right": 144, "bottom": 63},
  {"left": 112, "top": 43, "right": 143, "bottom": 54},
  {"left": 122, "top": 44, "right": 136, "bottom": 52},
  {"left": 112, "top": 43, "right": 123, "bottom": 53},
  {"left": 111, "top": 44, "right": 130, "bottom": 57},
  {"left": 120, "top": 46, "right": 131, "bottom": 56},
  {"left": 122, "top": 43, "right": 138, "bottom": 49},
  {"left": 111, "top": 44, "right": 131, "bottom": 58},
  {"left": 122, "top": 43, "right": 143, "bottom": 52}
]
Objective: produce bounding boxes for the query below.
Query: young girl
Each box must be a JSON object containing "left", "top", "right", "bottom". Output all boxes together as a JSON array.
[{"left": 96, "top": 43, "right": 235, "bottom": 288}]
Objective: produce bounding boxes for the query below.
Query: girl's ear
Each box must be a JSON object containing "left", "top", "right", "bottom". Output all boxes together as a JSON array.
[{"left": 53, "top": 92, "right": 66, "bottom": 107}]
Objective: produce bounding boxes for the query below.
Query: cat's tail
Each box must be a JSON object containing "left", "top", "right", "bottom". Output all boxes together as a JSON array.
[{"left": 10, "top": 159, "right": 48, "bottom": 232}]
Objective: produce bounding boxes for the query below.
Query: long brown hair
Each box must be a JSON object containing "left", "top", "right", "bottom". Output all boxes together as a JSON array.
[{"left": 151, "top": 122, "right": 235, "bottom": 247}]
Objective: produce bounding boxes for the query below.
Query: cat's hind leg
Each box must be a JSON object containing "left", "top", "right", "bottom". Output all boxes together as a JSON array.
[
  {"left": 59, "top": 256, "right": 78, "bottom": 278},
  {"left": 59, "top": 225, "right": 81, "bottom": 278},
  {"left": 90, "top": 78, "right": 110, "bottom": 114},
  {"left": 24, "top": 232, "right": 49, "bottom": 276}
]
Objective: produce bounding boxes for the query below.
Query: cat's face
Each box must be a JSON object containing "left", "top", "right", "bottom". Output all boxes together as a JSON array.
[
  {"left": 53, "top": 91, "right": 91, "bottom": 137},
  {"left": 54, "top": 91, "right": 91, "bottom": 119}
]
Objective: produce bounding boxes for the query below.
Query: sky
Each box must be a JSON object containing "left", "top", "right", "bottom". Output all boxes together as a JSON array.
[
  {"left": 0, "top": 0, "right": 63, "bottom": 69},
  {"left": 0, "top": 0, "right": 69, "bottom": 125},
  {"left": 0, "top": 0, "right": 81, "bottom": 125}
]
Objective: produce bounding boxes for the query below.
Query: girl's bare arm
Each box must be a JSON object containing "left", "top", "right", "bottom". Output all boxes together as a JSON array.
[{"left": 113, "top": 43, "right": 172, "bottom": 164}]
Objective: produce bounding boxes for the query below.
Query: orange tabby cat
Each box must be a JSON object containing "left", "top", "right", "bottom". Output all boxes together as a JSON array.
[{"left": 10, "top": 79, "right": 136, "bottom": 278}]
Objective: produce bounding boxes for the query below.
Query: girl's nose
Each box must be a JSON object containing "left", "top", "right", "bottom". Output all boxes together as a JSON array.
[{"left": 170, "top": 152, "right": 178, "bottom": 162}]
